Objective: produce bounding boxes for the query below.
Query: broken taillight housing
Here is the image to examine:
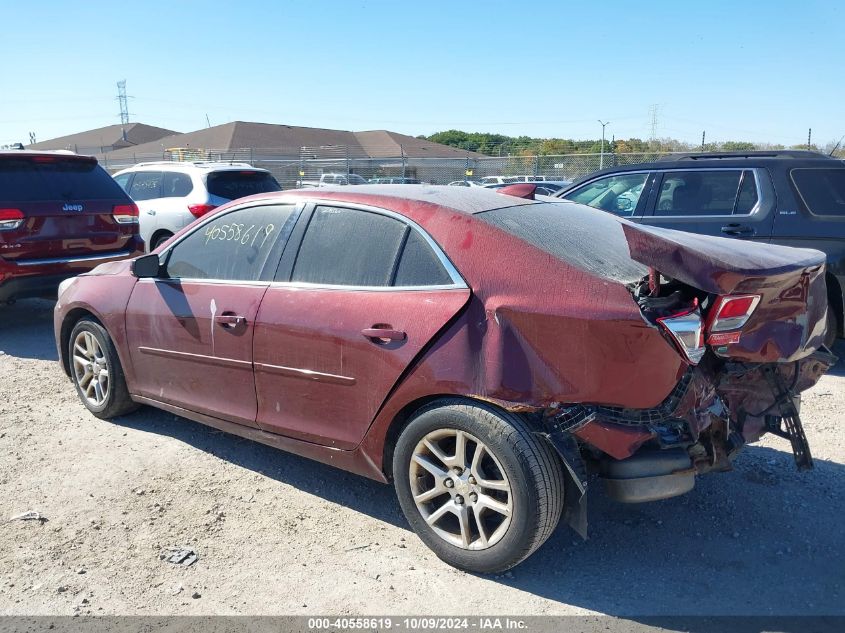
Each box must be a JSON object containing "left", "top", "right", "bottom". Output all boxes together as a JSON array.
[
  {"left": 708, "top": 294, "right": 761, "bottom": 333},
  {"left": 0, "top": 208, "right": 25, "bottom": 231},
  {"left": 657, "top": 307, "right": 705, "bottom": 364},
  {"left": 112, "top": 203, "right": 139, "bottom": 225}
]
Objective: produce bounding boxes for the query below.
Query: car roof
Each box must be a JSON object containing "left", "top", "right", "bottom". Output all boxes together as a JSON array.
[
  {"left": 0, "top": 149, "right": 94, "bottom": 161},
  {"left": 260, "top": 184, "right": 539, "bottom": 215},
  {"left": 115, "top": 161, "right": 269, "bottom": 174}
]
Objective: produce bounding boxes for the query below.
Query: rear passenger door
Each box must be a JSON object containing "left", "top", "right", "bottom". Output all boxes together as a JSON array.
[
  {"left": 252, "top": 204, "right": 470, "bottom": 449},
  {"left": 641, "top": 168, "right": 775, "bottom": 241}
]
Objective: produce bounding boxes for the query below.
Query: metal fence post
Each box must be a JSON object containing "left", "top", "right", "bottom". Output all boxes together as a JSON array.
[
  {"left": 401, "top": 145, "right": 406, "bottom": 180},
  {"left": 345, "top": 146, "right": 350, "bottom": 180}
]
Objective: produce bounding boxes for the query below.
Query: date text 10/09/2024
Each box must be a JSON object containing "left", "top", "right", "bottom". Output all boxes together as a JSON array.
[{"left": 307, "top": 617, "right": 528, "bottom": 630}]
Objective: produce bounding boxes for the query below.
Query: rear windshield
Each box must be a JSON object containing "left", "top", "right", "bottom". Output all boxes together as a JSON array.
[
  {"left": 791, "top": 168, "right": 845, "bottom": 216},
  {"left": 477, "top": 201, "right": 647, "bottom": 283},
  {"left": 0, "top": 157, "right": 128, "bottom": 202},
  {"left": 205, "top": 171, "right": 281, "bottom": 200}
]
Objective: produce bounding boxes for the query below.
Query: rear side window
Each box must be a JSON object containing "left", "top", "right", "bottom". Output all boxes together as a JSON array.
[
  {"left": 291, "top": 207, "right": 407, "bottom": 286},
  {"left": 162, "top": 171, "right": 194, "bottom": 198},
  {"left": 166, "top": 204, "right": 297, "bottom": 281},
  {"left": 206, "top": 171, "right": 281, "bottom": 200},
  {"left": 791, "top": 168, "right": 845, "bottom": 216},
  {"left": 128, "top": 171, "right": 163, "bottom": 201},
  {"left": 654, "top": 170, "right": 743, "bottom": 216},
  {"left": 394, "top": 230, "right": 453, "bottom": 286},
  {"left": 0, "top": 157, "right": 128, "bottom": 202}
]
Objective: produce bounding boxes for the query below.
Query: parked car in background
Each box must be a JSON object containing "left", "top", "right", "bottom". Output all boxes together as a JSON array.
[
  {"left": 480, "top": 175, "right": 548, "bottom": 185},
  {"left": 369, "top": 177, "right": 421, "bottom": 184},
  {"left": 112, "top": 162, "right": 281, "bottom": 251},
  {"left": 300, "top": 173, "right": 367, "bottom": 188},
  {"left": 447, "top": 180, "right": 484, "bottom": 187},
  {"left": 0, "top": 150, "right": 143, "bottom": 305},
  {"left": 55, "top": 185, "right": 833, "bottom": 572},
  {"left": 484, "top": 180, "right": 571, "bottom": 196},
  {"left": 553, "top": 151, "right": 845, "bottom": 347}
]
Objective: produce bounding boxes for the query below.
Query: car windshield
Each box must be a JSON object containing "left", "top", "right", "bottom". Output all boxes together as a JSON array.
[
  {"left": 0, "top": 156, "right": 126, "bottom": 201},
  {"left": 477, "top": 201, "right": 647, "bottom": 283},
  {"left": 205, "top": 170, "right": 281, "bottom": 200}
]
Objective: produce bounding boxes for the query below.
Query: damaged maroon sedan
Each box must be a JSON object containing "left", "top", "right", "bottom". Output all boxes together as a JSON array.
[{"left": 54, "top": 186, "right": 835, "bottom": 572}]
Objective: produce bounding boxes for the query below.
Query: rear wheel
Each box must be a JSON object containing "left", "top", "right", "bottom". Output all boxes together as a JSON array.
[
  {"left": 824, "top": 299, "right": 839, "bottom": 349},
  {"left": 69, "top": 318, "right": 138, "bottom": 419},
  {"left": 393, "top": 400, "right": 564, "bottom": 573}
]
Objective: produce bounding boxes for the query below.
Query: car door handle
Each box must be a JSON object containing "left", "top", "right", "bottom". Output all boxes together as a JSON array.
[
  {"left": 361, "top": 326, "right": 406, "bottom": 342},
  {"left": 215, "top": 313, "right": 246, "bottom": 328},
  {"left": 721, "top": 224, "right": 754, "bottom": 237},
  {"left": 146, "top": 210, "right": 156, "bottom": 215}
]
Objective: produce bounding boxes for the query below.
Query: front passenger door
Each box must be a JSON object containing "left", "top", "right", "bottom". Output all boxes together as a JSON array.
[
  {"left": 125, "top": 203, "right": 300, "bottom": 426},
  {"left": 561, "top": 172, "right": 652, "bottom": 219}
]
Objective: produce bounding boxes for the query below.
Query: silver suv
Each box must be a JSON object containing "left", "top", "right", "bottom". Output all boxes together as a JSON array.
[{"left": 113, "top": 162, "right": 281, "bottom": 251}]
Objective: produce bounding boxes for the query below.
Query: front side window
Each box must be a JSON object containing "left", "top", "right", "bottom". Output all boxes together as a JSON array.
[
  {"left": 128, "top": 171, "right": 163, "bottom": 201},
  {"left": 289, "top": 206, "right": 453, "bottom": 287},
  {"left": 165, "top": 204, "right": 297, "bottom": 281},
  {"left": 791, "top": 168, "right": 845, "bottom": 216},
  {"left": 655, "top": 170, "right": 744, "bottom": 216},
  {"left": 564, "top": 172, "right": 648, "bottom": 217}
]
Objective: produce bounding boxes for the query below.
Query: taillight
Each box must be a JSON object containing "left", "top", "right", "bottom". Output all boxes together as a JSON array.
[
  {"left": 188, "top": 204, "right": 217, "bottom": 218},
  {"left": 708, "top": 294, "right": 761, "bottom": 335},
  {"left": 657, "top": 307, "right": 705, "bottom": 364},
  {"left": 0, "top": 208, "right": 25, "bottom": 231},
  {"left": 113, "top": 203, "right": 139, "bottom": 224}
]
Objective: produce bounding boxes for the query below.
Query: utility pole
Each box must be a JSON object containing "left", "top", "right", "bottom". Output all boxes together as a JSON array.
[
  {"left": 807, "top": 128, "right": 812, "bottom": 150},
  {"left": 598, "top": 120, "right": 609, "bottom": 169},
  {"left": 116, "top": 80, "right": 131, "bottom": 125},
  {"left": 701, "top": 131, "right": 706, "bottom": 152},
  {"left": 648, "top": 104, "right": 660, "bottom": 148}
]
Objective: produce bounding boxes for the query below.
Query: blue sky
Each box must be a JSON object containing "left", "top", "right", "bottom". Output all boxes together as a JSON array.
[{"left": 1, "top": 0, "right": 842, "bottom": 147}]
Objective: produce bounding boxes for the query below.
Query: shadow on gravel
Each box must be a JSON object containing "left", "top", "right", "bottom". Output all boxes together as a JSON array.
[
  {"left": 110, "top": 407, "right": 407, "bottom": 529},
  {"left": 0, "top": 298, "right": 58, "bottom": 361},
  {"left": 111, "top": 405, "right": 845, "bottom": 621}
]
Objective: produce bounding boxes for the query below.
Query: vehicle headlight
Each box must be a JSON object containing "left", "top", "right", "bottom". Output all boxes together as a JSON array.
[{"left": 58, "top": 276, "right": 77, "bottom": 298}]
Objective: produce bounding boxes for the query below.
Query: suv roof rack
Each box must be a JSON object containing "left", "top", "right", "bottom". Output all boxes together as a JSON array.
[
  {"left": 660, "top": 150, "right": 833, "bottom": 161},
  {"left": 132, "top": 160, "right": 255, "bottom": 169}
]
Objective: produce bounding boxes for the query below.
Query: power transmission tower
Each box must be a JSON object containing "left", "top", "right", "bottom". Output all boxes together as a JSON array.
[
  {"left": 116, "top": 80, "right": 132, "bottom": 125},
  {"left": 648, "top": 104, "right": 660, "bottom": 146},
  {"left": 29, "top": 132, "right": 36, "bottom": 145}
]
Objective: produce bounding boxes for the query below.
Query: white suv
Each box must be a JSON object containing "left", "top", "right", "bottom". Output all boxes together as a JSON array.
[{"left": 113, "top": 162, "right": 282, "bottom": 251}]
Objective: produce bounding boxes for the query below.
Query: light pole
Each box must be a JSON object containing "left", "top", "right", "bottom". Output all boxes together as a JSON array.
[{"left": 598, "top": 120, "right": 610, "bottom": 169}]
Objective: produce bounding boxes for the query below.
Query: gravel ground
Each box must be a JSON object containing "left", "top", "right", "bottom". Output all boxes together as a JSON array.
[{"left": 1, "top": 299, "right": 844, "bottom": 618}]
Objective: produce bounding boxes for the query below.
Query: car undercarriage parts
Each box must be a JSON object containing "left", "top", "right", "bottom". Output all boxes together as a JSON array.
[
  {"left": 761, "top": 364, "right": 813, "bottom": 471},
  {"left": 599, "top": 448, "right": 695, "bottom": 503}
]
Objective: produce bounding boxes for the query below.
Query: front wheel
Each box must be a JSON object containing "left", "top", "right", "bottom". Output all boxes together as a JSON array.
[
  {"left": 68, "top": 318, "right": 138, "bottom": 419},
  {"left": 393, "top": 400, "right": 564, "bottom": 573}
]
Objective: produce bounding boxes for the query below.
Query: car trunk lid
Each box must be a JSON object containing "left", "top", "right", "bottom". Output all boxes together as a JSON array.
[{"left": 622, "top": 222, "right": 828, "bottom": 362}]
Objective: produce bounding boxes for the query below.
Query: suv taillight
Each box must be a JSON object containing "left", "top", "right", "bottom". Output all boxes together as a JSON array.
[
  {"left": 706, "top": 294, "right": 761, "bottom": 345},
  {"left": 112, "top": 203, "right": 139, "bottom": 224},
  {"left": 0, "top": 208, "right": 25, "bottom": 231},
  {"left": 657, "top": 306, "right": 705, "bottom": 364},
  {"left": 188, "top": 204, "right": 217, "bottom": 218}
]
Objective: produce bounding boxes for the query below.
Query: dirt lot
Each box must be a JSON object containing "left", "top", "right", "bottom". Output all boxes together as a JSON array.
[{"left": 1, "top": 299, "right": 844, "bottom": 618}]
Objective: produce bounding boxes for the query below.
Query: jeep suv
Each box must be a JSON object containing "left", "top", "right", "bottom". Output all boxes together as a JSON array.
[
  {"left": 553, "top": 150, "right": 845, "bottom": 346},
  {"left": 0, "top": 151, "right": 143, "bottom": 305},
  {"left": 112, "top": 162, "right": 282, "bottom": 251}
]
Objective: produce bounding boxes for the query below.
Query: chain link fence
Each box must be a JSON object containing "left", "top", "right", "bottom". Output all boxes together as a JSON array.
[{"left": 96, "top": 146, "right": 679, "bottom": 188}]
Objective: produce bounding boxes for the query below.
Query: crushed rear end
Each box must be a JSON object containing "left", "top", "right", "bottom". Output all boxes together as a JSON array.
[{"left": 542, "top": 221, "right": 835, "bottom": 514}]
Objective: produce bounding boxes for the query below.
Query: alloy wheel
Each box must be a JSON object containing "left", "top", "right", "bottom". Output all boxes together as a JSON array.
[
  {"left": 409, "top": 429, "right": 513, "bottom": 550},
  {"left": 71, "top": 330, "right": 110, "bottom": 407}
]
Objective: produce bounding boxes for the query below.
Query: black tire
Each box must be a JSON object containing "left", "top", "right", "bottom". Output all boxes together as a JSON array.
[
  {"left": 824, "top": 300, "right": 838, "bottom": 349},
  {"left": 393, "top": 400, "right": 564, "bottom": 573},
  {"left": 150, "top": 232, "right": 173, "bottom": 251},
  {"left": 68, "top": 317, "right": 138, "bottom": 419}
]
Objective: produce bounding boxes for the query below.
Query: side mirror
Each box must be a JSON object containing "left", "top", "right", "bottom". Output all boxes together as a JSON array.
[{"left": 131, "top": 253, "right": 161, "bottom": 278}]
